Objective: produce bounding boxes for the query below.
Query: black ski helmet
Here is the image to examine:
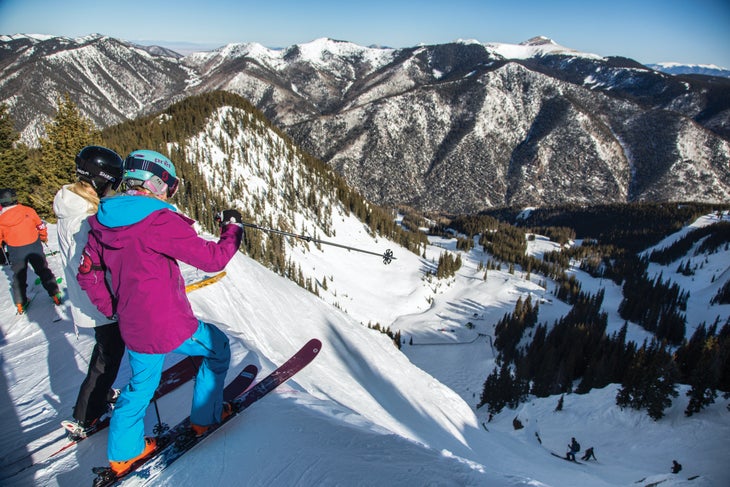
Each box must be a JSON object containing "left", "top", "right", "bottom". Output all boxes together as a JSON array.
[
  {"left": 0, "top": 188, "right": 17, "bottom": 206},
  {"left": 75, "top": 146, "right": 124, "bottom": 195}
]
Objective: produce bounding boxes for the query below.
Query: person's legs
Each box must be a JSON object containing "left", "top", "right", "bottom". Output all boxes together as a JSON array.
[
  {"left": 108, "top": 350, "right": 164, "bottom": 461},
  {"left": 74, "top": 323, "right": 125, "bottom": 422},
  {"left": 7, "top": 245, "right": 28, "bottom": 304},
  {"left": 172, "top": 321, "right": 230, "bottom": 427},
  {"left": 26, "top": 241, "right": 59, "bottom": 296}
]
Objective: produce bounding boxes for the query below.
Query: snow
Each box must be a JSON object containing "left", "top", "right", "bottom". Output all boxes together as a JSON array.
[
  {"left": 485, "top": 38, "right": 604, "bottom": 62},
  {"left": 655, "top": 62, "right": 726, "bottom": 71},
  {"left": 1, "top": 212, "right": 729, "bottom": 486},
  {"left": 184, "top": 38, "right": 396, "bottom": 74},
  {"left": 290, "top": 38, "right": 395, "bottom": 68},
  {"left": 0, "top": 34, "right": 56, "bottom": 42}
]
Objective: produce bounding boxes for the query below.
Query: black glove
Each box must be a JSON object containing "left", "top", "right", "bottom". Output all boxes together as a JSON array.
[{"left": 216, "top": 209, "right": 242, "bottom": 227}]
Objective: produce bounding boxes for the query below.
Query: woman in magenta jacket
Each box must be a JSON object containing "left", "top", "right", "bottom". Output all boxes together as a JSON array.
[{"left": 78, "top": 150, "right": 243, "bottom": 476}]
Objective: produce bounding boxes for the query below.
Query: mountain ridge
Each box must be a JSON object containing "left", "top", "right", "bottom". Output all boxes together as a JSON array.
[
  {"left": 648, "top": 62, "right": 730, "bottom": 78},
  {"left": 1, "top": 33, "right": 729, "bottom": 214}
]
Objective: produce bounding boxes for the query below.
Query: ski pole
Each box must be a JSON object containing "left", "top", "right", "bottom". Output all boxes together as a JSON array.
[
  {"left": 151, "top": 399, "right": 168, "bottom": 435},
  {"left": 44, "top": 242, "right": 61, "bottom": 264},
  {"left": 239, "top": 221, "right": 397, "bottom": 265},
  {"left": 0, "top": 243, "right": 9, "bottom": 266}
]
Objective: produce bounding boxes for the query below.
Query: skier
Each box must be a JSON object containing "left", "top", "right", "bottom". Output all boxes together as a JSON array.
[
  {"left": 0, "top": 188, "right": 62, "bottom": 313},
  {"left": 671, "top": 460, "right": 682, "bottom": 474},
  {"left": 581, "top": 446, "right": 597, "bottom": 461},
  {"left": 53, "top": 146, "right": 126, "bottom": 438},
  {"left": 566, "top": 437, "right": 580, "bottom": 461},
  {"left": 77, "top": 150, "right": 243, "bottom": 476}
]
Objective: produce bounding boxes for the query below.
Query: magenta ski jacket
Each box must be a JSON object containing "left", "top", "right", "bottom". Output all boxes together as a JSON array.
[{"left": 78, "top": 194, "right": 242, "bottom": 354}]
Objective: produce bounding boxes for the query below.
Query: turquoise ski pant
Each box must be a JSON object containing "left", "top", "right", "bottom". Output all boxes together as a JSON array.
[{"left": 108, "top": 321, "right": 231, "bottom": 461}]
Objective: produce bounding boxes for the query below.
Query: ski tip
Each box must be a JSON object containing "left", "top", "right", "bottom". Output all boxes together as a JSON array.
[
  {"left": 240, "top": 364, "right": 258, "bottom": 379},
  {"left": 307, "top": 338, "right": 322, "bottom": 354}
]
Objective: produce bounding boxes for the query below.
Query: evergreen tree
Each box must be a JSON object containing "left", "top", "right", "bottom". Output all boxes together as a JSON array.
[
  {"left": 555, "top": 394, "right": 564, "bottom": 412},
  {"left": 616, "top": 340, "right": 678, "bottom": 420},
  {"left": 718, "top": 321, "right": 730, "bottom": 394},
  {"left": 40, "top": 93, "right": 100, "bottom": 186},
  {"left": 684, "top": 331, "right": 721, "bottom": 416},
  {"left": 711, "top": 280, "right": 730, "bottom": 305},
  {"left": 0, "top": 104, "right": 30, "bottom": 197},
  {"left": 675, "top": 323, "right": 709, "bottom": 380},
  {"left": 26, "top": 94, "right": 101, "bottom": 217},
  {"left": 435, "top": 251, "right": 461, "bottom": 279},
  {"left": 478, "top": 362, "right": 528, "bottom": 414}
]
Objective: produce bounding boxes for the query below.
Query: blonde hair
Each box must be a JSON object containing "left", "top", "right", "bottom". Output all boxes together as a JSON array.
[{"left": 68, "top": 181, "right": 100, "bottom": 213}]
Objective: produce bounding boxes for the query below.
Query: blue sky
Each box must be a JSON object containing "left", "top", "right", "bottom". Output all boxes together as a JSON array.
[{"left": 1, "top": 0, "right": 729, "bottom": 67}]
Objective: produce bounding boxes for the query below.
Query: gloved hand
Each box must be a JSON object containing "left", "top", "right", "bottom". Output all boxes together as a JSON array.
[{"left": 215, "top": 209, "right": 243, "bottom": 228}]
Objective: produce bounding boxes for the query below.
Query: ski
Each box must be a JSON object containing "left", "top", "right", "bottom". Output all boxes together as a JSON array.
[
  {"left": 92, "top": 338, "right": 321, "bottom": 487},
  {"left": 184, "top": 271, "right": 226, "bottom": 293},
  {"left": 39, "top": 356, "right": 205, "bottom": 463},
  {"left": 550, "top": 451, "right": 584, "bottom": 464}
]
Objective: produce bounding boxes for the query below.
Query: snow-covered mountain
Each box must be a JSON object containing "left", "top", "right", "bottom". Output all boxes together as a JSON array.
[
  {"left": 2, "top": 34, "right": 730, "bottom": 213},
  {"left": 647, "top": 62, "right": 730, "bottom": 78}
]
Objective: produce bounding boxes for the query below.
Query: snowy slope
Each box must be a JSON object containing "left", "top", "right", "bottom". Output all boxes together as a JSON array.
[{"left": 1, "top": 212, "right": 729, "bottom": 486}]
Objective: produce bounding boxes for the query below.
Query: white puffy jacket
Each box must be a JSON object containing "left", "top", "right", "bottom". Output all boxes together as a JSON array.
[{"left": 53, "top": 185, "right": 111, "bottom": 328}]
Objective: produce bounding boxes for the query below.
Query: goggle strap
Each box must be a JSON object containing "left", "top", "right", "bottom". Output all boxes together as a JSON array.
[{"left": 126, "top": 157, "right": 179, "bottom": 197}]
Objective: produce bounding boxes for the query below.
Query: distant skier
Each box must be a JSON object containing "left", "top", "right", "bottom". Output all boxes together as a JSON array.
[
  {"left": 566, "top": 437, "right": 580, "bottom": 461},
  {"left": 671, "top": 460, "right": 682, "bottom": 474},
  {"left": 581, "top": 447, "right": 597, "bottom": 461}
]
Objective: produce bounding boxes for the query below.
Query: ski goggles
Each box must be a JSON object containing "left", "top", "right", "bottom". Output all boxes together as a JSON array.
[{"left": 124, "top": 156, "right": 180, "bottom": 198}]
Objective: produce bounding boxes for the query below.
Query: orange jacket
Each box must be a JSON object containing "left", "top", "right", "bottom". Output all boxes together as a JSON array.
[{"left": 0, "top": 204, "right": 48, "bottom": 247}]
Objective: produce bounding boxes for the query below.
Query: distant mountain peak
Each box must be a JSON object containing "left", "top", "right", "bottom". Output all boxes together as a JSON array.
[
  {"left": 484, "top": 36, "right": 601, "bottom": 61},
  {"left": 280, "top": 37, "right": 394, "bottom": 69},
  {"left": 521, "top": 36, "right": 557, "bottom": 46}
]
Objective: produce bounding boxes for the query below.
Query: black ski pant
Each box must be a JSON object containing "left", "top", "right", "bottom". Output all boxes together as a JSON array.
[
  {"left": 73, "top": 322, "right": 126, "bottom": 423},
  {"left": 7, "top": 239, "right": 59, "bottom": 304}
]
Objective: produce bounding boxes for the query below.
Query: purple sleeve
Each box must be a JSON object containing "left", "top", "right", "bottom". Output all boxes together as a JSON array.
[
  {"left": 76, "top": 233, "right": 114, "bottom": 318},
  {"left": 149, "top": 211, "right": 243, "bottom": 272}
]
